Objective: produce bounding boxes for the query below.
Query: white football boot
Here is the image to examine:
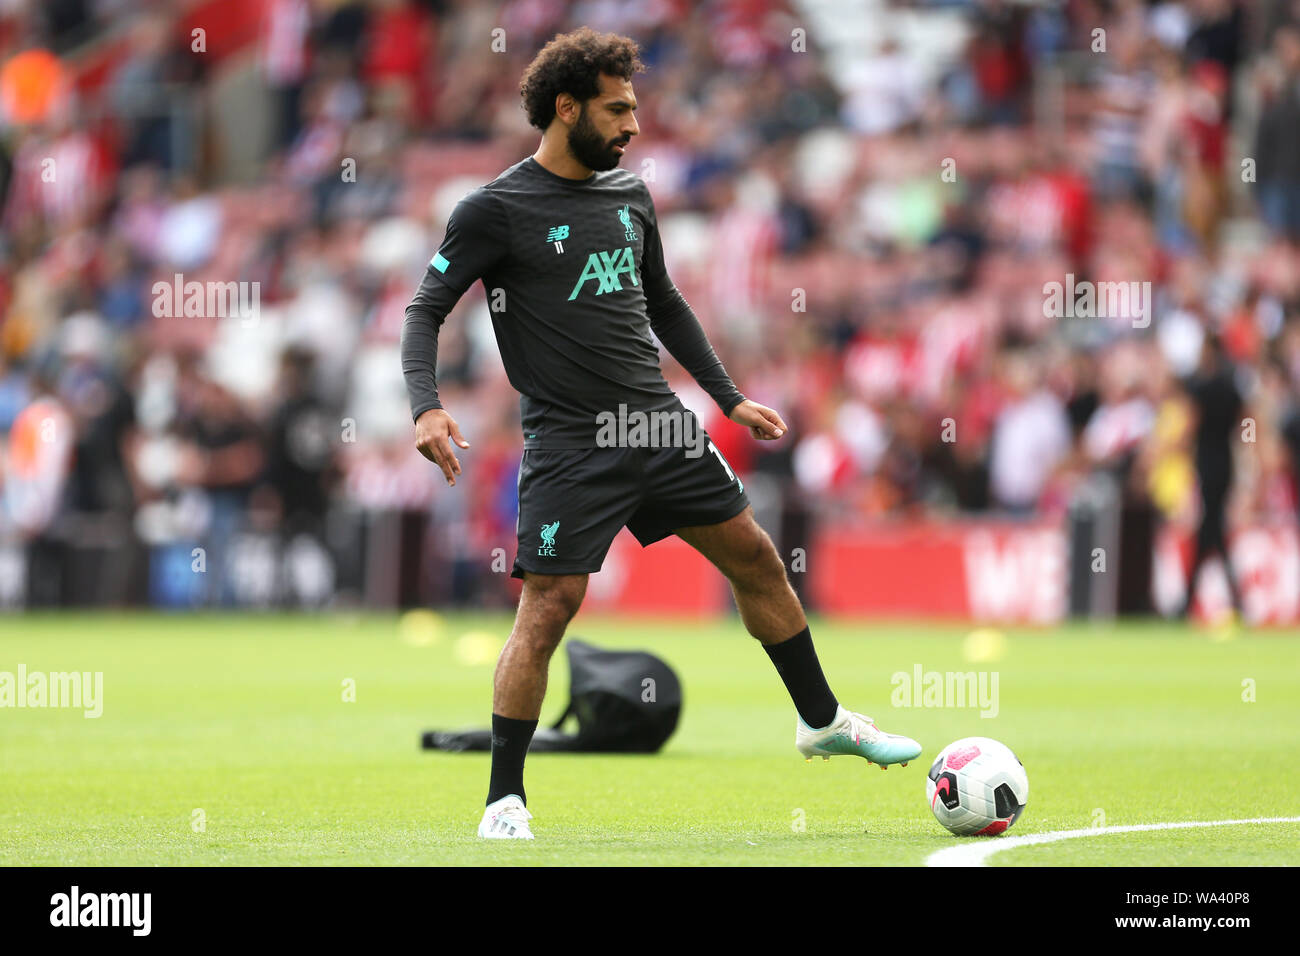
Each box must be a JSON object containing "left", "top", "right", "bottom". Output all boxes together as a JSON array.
[
  {"left": 477, "top": 794, "right": 534, "bottom": 839},
  {"left": 796, "top": 704, "right": 922, "bottom": 768}
]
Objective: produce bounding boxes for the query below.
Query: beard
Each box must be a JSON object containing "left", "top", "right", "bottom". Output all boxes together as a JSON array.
[{"left": 567, "top": 105, "right": 626, "bottom": 172}]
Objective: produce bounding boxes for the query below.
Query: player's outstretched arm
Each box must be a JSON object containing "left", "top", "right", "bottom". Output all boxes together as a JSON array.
[
  {"left": 414, "top": 408, "right": 471, "bottom": 486},
  {"left": 728, "top": 398, "right": 786, "bottom": 441}
]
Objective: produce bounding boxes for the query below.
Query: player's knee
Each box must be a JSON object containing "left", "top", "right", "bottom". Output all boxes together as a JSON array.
[
  {"left": 523, "top": 573, "right": 587, "bottom": 625},
  {"left": 725, "top": 523, "right": 785, "bottom": 590}
]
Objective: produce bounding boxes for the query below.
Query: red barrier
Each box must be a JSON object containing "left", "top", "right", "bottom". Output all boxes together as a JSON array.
[
  {"left": 502, "top": 518, "right": 1299, "bottom": 624},
  {"left": 582, "top": 530, "right": 727, "bottom": 614},
  {"left": 1154, "top": 523, "right": 1300, "bottom": 625},
  {"left": 810, "top": 521, "right": 1068, "bottom": 623}
]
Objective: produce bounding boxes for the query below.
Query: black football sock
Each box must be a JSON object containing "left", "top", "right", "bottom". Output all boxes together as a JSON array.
[
  {"left": 763, "top": 626, "right": 839, "bottom": 729},
  {"left": 486, "top": 713, "right": 538, "bottom": 806}
]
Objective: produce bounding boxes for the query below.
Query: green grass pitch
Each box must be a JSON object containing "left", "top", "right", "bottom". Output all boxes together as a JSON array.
[{"left": 1, "top": 613, "right": 1297, "bottom": 866}]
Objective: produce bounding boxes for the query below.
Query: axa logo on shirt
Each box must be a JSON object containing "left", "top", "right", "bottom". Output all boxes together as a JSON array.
[{"left": 567, "top": 246, "right": 638, "bottom": 301}]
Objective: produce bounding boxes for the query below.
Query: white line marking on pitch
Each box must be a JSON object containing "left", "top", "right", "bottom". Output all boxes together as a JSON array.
[{"left": 926, "top": 816, "right": 1300, "bottom": 867}]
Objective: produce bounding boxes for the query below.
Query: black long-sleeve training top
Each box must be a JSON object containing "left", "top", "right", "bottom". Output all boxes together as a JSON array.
[{"left": 400, "top": 156, "right": 745, "bottom": 448}]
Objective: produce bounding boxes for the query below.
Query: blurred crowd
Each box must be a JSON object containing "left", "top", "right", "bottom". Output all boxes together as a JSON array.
[{"left": 1, "top": 0, "right": 1299, "bottom": 609}]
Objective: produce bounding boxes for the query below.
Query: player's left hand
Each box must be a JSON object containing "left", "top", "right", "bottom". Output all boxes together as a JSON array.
[{"left": 729, "top": 399, "right": 786, "bottom": 440}]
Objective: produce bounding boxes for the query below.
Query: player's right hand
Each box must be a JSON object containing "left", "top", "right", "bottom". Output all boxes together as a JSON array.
[{"left": 414, "top": 408, "right": 471, "bottom": 486}]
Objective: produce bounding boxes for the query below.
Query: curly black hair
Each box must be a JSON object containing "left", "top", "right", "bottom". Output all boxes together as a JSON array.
[{"left": 519, "top": 28, "right": 645, "bottom": 130}]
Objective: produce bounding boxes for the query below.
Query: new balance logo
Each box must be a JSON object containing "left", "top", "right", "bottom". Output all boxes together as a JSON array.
[
  {"left": 546, "top": 224, "right": 569, "bottom": 253},
  {"left": 567, "top": 247, "right": 638, "bottom": 301},
  {"left": 538, "top": 521, "right": 559, "bottom": 557}
]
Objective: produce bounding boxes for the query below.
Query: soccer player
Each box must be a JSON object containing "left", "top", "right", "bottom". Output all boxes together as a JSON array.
[
  {"left": 1180, "top": 333, "right": 1244, "bottom": 618},
  {"left": 401, "top": 28, "right": 922, "bottom": 840}
]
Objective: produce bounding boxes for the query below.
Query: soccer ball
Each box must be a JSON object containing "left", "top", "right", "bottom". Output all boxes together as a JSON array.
[{"left": 926, "top": 737, "right": 1028, "bottom": 836}]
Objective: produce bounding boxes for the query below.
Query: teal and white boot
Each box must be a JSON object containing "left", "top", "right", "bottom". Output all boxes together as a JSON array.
[{"left": 796, "top": 705, "right": 922, "bottom": 768}]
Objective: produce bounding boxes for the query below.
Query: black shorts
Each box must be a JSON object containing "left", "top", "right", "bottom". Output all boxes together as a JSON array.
[{"left": 511, "top": 438, "right": 750, "bottom": 578}]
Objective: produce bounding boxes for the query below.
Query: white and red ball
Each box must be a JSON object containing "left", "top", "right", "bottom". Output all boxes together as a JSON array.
[{"left": 926, "top": 737, "right": 1028, "bottom": 836}]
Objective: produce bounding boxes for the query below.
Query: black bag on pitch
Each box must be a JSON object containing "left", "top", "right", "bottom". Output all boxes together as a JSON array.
[{"left": 421, "top": 639, "right": 682, "bottom": 754}]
